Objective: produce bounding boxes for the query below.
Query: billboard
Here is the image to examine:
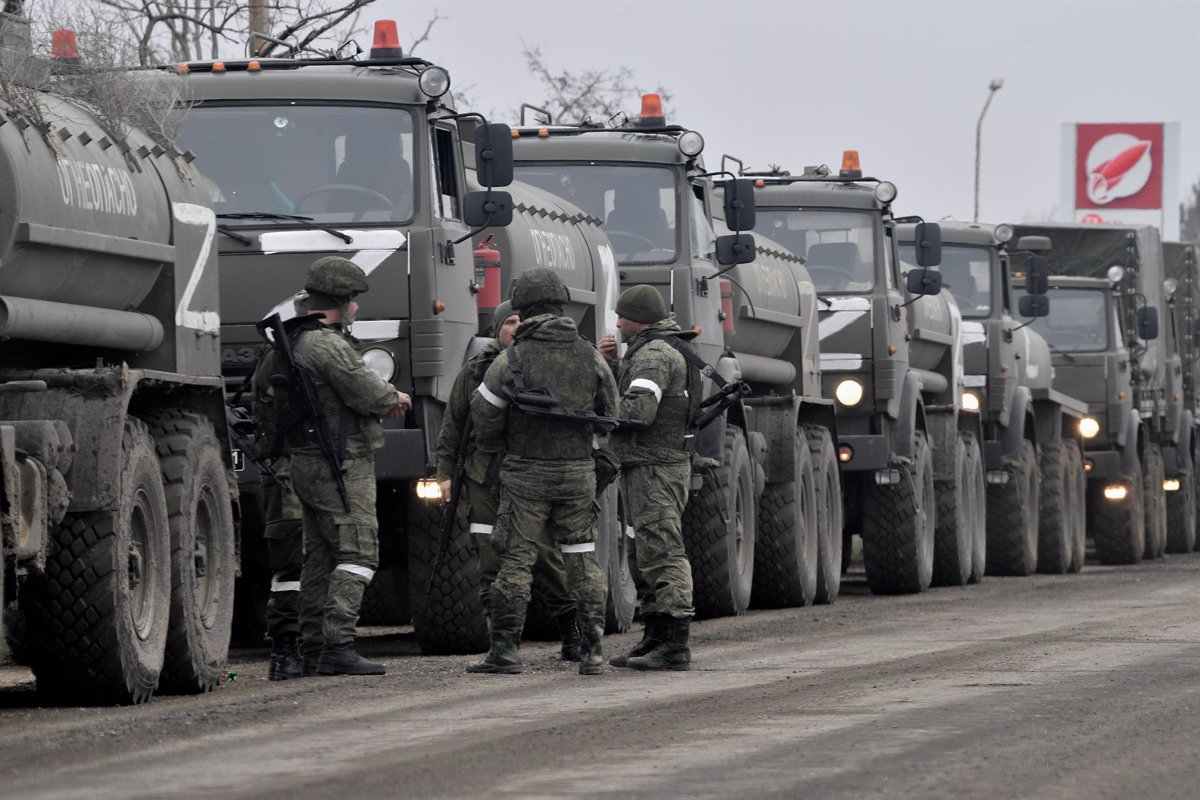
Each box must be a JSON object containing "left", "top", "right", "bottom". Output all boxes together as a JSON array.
[{"left": 1060, "top": 122, "right": 1180, "bottom": 238}]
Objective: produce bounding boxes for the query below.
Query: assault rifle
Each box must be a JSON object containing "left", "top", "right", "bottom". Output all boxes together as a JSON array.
[
  {"left": 506, "top": 386, "right": 646, "bottom": 432},
  {"left": 646, "top": 333, "right": 752, "bottom": 432},
  {"left": 256, "top": 313, "right": 350, "bottom": 512},
  {"left": 426, "top": 415, "right": 472, "bottom": 599},
  {"left": 225, "top": 403, "right": 284, "bottom": 486}
]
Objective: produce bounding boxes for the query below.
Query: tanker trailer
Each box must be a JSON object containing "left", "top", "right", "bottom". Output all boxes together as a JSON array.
[
  {"left": 898, "top": 223, "right": 1089, "bottom": 576},
  {"left": 742, "top": 155, "right": 985, "bottom": 595},
  {"left": 1163, "top": 241, "right": 1200, "bottom": 552},
  {"left": 1013, "top": 223, "right": 1174, "bottom": 562},
  {"left": 0, "top": 18, "right": 235, "bottom": 704}
]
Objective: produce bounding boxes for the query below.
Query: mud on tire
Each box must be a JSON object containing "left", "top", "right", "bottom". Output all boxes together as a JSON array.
[
  {"left": 1063, "top": 442, "right": 1087, "bottom": 573},
  {"left": 407, "top": 499, "right": 488, "bottom": 655},
  {"left": 861, "top": 432, "right": 935, "bottom": 595},
  {"left": 1142, "top": 443, "right": 1167, "bottom": 559},
  {"left": 750, "top": 428, "right": 817, "bottom": 609},
  {"left": 1090, "top": 454, "right": 1145, "bottom": 565},
  {"left": 809, "top": 427, "right": 843, "bottom": 605},
  {"left": 1166, "top": 448, "right": 1197, "bottom": 554},
  {"left": 932, "top": 434, "right": 971, "bottom": 587},
  {"left": 1036, "top": 440, "right": 1072, "bottom": 575},
  {"left": 986, "top": 439, "right": 1039, "bottom": 576},
  {"left": 964, "top": 434, "right": 987, "bottom": 583}
]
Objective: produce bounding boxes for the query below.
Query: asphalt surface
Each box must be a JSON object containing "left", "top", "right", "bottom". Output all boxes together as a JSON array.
[{"left": 2, "top": 555, "right": 1199, "bottom": 799}]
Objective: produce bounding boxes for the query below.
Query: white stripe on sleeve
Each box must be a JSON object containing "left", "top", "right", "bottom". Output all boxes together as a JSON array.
[
  {"left": 477, "top": 382, "right": 509, "bottom": 409},
  {"left": 629, "top": 377, "right": 663, "bottom": 402}
]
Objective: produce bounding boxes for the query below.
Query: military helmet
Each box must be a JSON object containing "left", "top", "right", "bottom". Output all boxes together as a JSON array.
[
  {"left": 616, "top": 284, "right": 667, "bottom": 323},
  {"left": 491, "top": 300, "right": 515, "bottom": 337},
  {"left": 304, "top": 256, "right": 369, "bottom": 299},
  {"left": 511, "top": 268, "right": 570, "bottom": 311}
]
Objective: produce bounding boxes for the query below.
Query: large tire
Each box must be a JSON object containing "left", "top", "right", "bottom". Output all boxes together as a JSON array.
[
  {"left": 964, "top": 435, "right": 987, "bottom": 584},
  {"left": 861, "top": 432, "right": 935, "bottom": 595},
  {"left": 406, "top": 499, "right": 488, "bottom": 655},
  {"left": 810, "top": 427, "right": 843, "bottom": 605},
  {"left": 682, "top": 426, "right": 755, "bottom": 618},
  {"left": 986, "top": 439, "right": 1039, "bottom": 576},
  {"left": 750, "top": 428, "right": 817, "bottom": 608},
  {"left": 932, "top": 434, "right": 971, "bottom": 587},
  {"left": 1036, "top": 440, "right": 1072, "bottom": 575},
  {"left": 25, "top": 418, "right": 171, "bottom": 704},
  {"left": 1064, "top": 442, "right": 1087, "bottom": 573},
  {"left": 600, "top": 484, "right": 635, "bottom": 633},
  {"left": 1166, "top": 448, "right": 1197, "bottom": 553},
  {"left": 1143, "top": 443, "right": 1168, "bottom": 559},
  {"left": 359, "top": 564, "right": 411, "bottom": 625},
  {"left": 1090, "top": 453, "right": 1145, "bottom": 565},
  {"left": 144, "top": 411, "right": 236, "bottom": 694}
]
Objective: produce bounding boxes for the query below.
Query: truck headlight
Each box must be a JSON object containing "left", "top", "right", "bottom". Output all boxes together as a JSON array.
[
  {"left": 362, "top": 347, "right": 397, "bottom": 382},
  {"left": 835, "top": 379, "right": 864, "bottom": 407},
  {"left": 1078, "top": 416, "right": 1100, "bottom": 439},
  {"left": 961, "top": 390, "right": 981, "bottom": 412}
]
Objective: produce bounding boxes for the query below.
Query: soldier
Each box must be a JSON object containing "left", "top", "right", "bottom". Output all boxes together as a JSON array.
[
  {"left": 434, "top": 301, "right": 582, "bottom": 661},
  {"left": 286, "top": 256, "right": 410, "bottom": 676},
  {"left": 467, "top": 269, "right": 619, "bottom": 675},
  {"left": 599, "top": 285, "right": 696, "bottom": 671}
]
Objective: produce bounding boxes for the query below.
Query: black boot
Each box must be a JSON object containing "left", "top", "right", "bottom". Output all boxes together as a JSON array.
[
  {"left": 578, "top": 620, "right": 604, "bottom": 676},
  {"left": 301, "top": 650, "right": 320, "bottom": 677},
  {"left": 627, "top": 617, "right": 691, "bottom": 671},
  {"left": 557, "top": 610, "right": 582, "bottom": 662},
  {"left": 467, "top": 600, "right": 526, "bottom": 674},
  {"left": 610, "top": 613, "right": 663, "bottom": 668},
  {"left": 268, "top": 633, "right": 303, "bottom": 681},
  {"left": 316, "top": 642, "right": 387, "bottom": 675}
]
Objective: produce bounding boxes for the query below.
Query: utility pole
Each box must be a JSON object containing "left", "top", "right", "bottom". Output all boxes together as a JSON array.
[
  {"left": 974, "top": 78, "right": 1004, "bottom": 223},
  {"left": 248, "top": 0, "right": 269, "bottom": 56}
]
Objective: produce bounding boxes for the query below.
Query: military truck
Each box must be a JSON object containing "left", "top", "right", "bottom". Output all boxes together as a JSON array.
[
  {"left": 897, "top": 222, "right": 1089, "bottom": 576},
  {"left": 0, "top": 11, "right": 236, "bottom": 703},
  {"left": 510, "top": 97, "right": 843, "bottom": 616},
  {"left": 742, "top": 156, "right": 986, "bottom": 594},
  {"left": 1163, "top": 240, "right": 1200, "bottom": 552},
  {"left": 1012, "top": 223, "right": 1177, "bottom": 564},
  {"left": 168, "top": 21, "right": 635, "bottom": 654}
]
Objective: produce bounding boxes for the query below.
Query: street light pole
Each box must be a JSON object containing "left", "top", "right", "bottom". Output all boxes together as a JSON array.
[{"left": 974, "top": 78, "right": 1004, "bottom": 223}]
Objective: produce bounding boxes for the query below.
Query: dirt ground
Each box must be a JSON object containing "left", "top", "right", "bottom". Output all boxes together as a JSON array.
[{"left": 2, "top": 555, "right": 1199, "bottom": 800}]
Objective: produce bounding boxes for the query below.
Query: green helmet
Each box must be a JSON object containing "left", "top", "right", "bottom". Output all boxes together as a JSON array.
[
  {"left": 616, "top": 284, "right": 666, "bottom": 323},
  {"left": 304, "top": 256, "right": 369, "bottom": 299},
  {"left": 511, "top": 268, "right": 570, "bottom": 311}
]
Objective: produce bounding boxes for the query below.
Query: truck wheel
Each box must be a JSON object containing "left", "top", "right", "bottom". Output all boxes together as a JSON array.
[
  {"left": 810, "top": 427, "right": 843, "bottom": 605},
  {"left": 601, "top": 484, "right": 636, "bottom": 633},
  {"left": 25, "top": 418, "right": 171, "bottom": 704},
  {"left": 964, "top": 435, "right": 987, "bottom": 583},
  {"left": 861, "top": 432, "right": 935, "bottom": 594},
  {"left": 1036, "top": 441, "right": 1072, "bottom": 575},
  {"left": 145, "top": 412, "right": 236, "bottom": 694},
  {"left": 407, "top": 498, "right": 488, "bottom": 655},
  {"left": 1090, "top": 456, "right": 1145, "bottom": 564},
  {"left": 1165, "top": 449, "right": 1197, "bottom": 553},
  {"left": 1065, "top": 442, "right": 1087, "bottom": 573},
  {"left": 986, "top": 439, "right": 1040, "bottom": 576},
  {"left": 1143, "top": 444, "right": 1168, "bottom": 559},
  {"left": 359, "top": 564, "right": 411, "bottom": 625},
  {"left": 751, "top": 429, "right": 817, "bottom": 608},
  {"left": 932, "top": 434, "right": 971, "bottom": 587},
  {"left": 682, "top": 426, "right": 756, "bottom": 617}
]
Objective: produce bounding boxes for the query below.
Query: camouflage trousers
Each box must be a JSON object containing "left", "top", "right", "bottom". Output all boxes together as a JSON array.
[
  {"left": 466, "top": 477, "right": 573, "bottom": 619},
  {"left": 262, "top": 469, "right": 303, "bottom": 640},
  {"left": 625, "top": 462, "right": 694, "bottom": 619},
  {"left": 292, "top": 453, "right": 379, "bottom": 652},
  {"left": 491, "top": 458, "right": 606, "bottom": 641}
]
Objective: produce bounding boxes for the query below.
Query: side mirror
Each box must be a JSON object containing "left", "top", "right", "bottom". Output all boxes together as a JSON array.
[
  {"left": 475, "top": 123, "right": 514, "bottom": 188},
  {"left": 913, "top": 221, "right": 942, "bottom": 267},
  {"left": 716, "top": 233, "right": 755, "bottom": 266},
  {"left": 906, "top": 268, "right": 943, "bottom": 296},
  {"left": 722, "top": 179, "right": 756, "bottom": 232},
  {"left": 1026, "top": 254, "right": 1049, "bottom": 295},
  {"left": 1019, "top": 294, "right": 1050, "bottom": 318},
  {"left": 1016, "top": 235, "right": 1052, "bottom": 252},
  {"left": 1138, "top": 306, "right": 1159, "bottom": 341},
  {"left": 464, "top": 190, "right": 513, "bottom": 228}
]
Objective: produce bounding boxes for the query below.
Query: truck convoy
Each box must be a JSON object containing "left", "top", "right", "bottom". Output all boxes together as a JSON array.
[
  {"left": 1164, "top": 240, "right": 1200, "bottom": 552},
  {"left": 0, "top": 11, "right": 237, "bottom": 703},
  {"left": 897, "top": 222, "right": 1088, "bottom": 576},
  {"left": 509, "top": 98, "right": 842, "bottom": 616}
]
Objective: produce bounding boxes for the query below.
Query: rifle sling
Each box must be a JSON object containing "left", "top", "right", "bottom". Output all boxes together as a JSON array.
[{"left": 646, "top": 333, "right": 729, "bottom": 389}]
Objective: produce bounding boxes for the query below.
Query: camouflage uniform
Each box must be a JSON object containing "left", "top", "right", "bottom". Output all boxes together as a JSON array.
[{"left": 467, "top": 269, "right": 619, "bottom": 675}]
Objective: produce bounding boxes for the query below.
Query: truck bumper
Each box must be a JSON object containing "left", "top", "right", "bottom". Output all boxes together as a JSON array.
[
  {"left": 1083, "top": 449, "right": 1123, "bottom": 479},
  {"left": 836, "top": 433, "right": 890, "bottom": 472},
  {"left": 375, "top": 428, "right": 429, "bottom": 480}
]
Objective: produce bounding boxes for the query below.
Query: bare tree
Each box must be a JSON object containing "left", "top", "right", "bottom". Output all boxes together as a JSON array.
[{"left": 519, "top": 44, "right": 671, "bottom": 126}]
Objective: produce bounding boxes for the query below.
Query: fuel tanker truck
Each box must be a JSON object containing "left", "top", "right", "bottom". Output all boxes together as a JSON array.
[
  {"left": 166, "top": 21, "right": 636, "bottom": 654},
  {"left": 1012, "top": 222, "right": 1177, "bottom": 564},
  {"left": 740, "top": 156, "right": 986, "bottom": 594},
  {"left": 898, "top": 222, "right": 1088, "bottom": 576},
  {"left": 511, "top": 96, "right": 842, "bottom": 617},
  {"left": 1163, "top": 240, "right": 1200, "bottom": 552},
  {"left": 0, "top": 12, "right": 236, "bottom": 703}
]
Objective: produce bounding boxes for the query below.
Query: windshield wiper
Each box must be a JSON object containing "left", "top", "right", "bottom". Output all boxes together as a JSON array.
[
  {"left": 217, "top": 225, "right": 253, "bottom": 245},
  {"left": 216, "top": 212, "right": 353, "bottom": 244},
  {"left": 1046, "top": 343, "right": 1077, "bottom": 363}
]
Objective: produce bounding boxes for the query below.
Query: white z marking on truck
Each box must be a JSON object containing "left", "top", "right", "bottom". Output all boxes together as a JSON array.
[{"left": 172, "top": 202, "right": 220, "bottom": 333}]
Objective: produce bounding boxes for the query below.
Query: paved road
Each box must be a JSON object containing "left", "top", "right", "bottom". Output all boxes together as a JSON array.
[{"left": 3, "top": 556, "right": 1199, "bottom": 799}]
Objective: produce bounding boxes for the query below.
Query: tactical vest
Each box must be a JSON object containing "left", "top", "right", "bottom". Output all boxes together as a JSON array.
[
  {"left": 624, "top": 334, "right": 703, "bottom": 452},
  {"left": 504, "top": 336, "right": 600, "bottom": 461}
]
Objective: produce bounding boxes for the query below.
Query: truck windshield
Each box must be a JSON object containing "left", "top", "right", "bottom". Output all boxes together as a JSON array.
[
  {"left": 1014, "top": 287, "right": 1110, "bottom": 352},
  {"left": 513, "top": 164, "right": 677, "bottom": 265},
  {"left": 900, "top": 244, "right": 992, "bottom": 318},
  {"left": 178, "top": 104, "right": 416, "bottom": 224},
  {"left": 758, "top": 209, "right": 876, "bottom": 293}
]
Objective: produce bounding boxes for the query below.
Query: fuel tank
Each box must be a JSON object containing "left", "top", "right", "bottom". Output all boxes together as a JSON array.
[{"left": 907, "top": 287, "right": 959, "bottom": 373}]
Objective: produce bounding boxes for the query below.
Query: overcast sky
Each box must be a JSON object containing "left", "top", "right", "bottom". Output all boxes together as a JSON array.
[{"left": 375, "top": 0, "right": 1199, "bottom": 231}]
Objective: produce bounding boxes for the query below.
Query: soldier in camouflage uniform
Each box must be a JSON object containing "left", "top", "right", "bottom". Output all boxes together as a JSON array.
[
  {"left": 600, "top": 284, "right": 697, "bottom": 670},
  {"left": 467, "top": 269, "right": 619, "bottom": 675},
  {"left": 434, "top": 301, "right": 582, "bottom": 661},
  {"left": 287, "top": 257, "right": 410, "bottom": 676}
]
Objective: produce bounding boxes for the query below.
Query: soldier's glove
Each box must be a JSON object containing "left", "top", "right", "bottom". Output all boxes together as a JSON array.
[{"left": 593, "top": 448, "right": 621, "bottom": 497}]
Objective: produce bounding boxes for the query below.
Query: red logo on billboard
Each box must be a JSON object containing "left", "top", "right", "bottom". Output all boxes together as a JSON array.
[{"left": 1076, "top": 123, "right": 1163, "bottom": 210}]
